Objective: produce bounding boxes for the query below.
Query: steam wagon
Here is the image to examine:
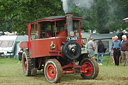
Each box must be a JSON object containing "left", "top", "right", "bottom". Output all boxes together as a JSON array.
[{"left": 20, "top": 14, "right": 99, "bottom": 83}]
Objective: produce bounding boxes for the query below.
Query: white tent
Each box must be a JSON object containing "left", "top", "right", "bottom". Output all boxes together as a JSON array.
[
  {"left": 0, "top": 35, "right": 28, "bottom": 58},
  {"left": 0, "top": 35, "right": 17, "bottom": 57},
  {"left": 123, "top": 17, "right": 128, "bottom": 22},
  {"left": 14, "top": 35, "right": 28, "bottom": 58}
]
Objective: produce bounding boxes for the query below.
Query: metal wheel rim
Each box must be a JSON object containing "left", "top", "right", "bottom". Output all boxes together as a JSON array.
[
  {"left": 46, "top": 64, "right": 56, "bottom": 80},
  {"left": 23, "top": 56, "right": 27, "bottom": 71},
  {"left": 83, "top": 62, "right": 93, "bottom": 76}
]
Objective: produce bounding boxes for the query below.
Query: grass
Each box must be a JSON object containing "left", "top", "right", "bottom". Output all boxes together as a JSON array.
[{"left": 0, "top": 56, "right": 128, "bottom": 85}]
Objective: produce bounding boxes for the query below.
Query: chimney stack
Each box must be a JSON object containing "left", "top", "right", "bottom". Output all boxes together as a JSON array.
[{"left": 65, "top": 13, "right": 73, "bottom": 36}]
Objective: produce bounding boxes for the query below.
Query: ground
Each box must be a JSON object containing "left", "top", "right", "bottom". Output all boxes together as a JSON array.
[{"left": 0, "top": 57, "right": 128, "bottom": 85}]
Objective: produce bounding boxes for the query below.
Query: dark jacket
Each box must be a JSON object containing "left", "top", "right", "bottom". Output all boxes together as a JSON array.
[
  {"left": 98, "top": 43, "right": 105, "bottom": 53},
  {"left": 121, "top": 40, "right": 128, "bottom": 51}
]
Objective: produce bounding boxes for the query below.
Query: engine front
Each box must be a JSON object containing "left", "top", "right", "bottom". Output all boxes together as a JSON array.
[{"left": 61, "top": 14, "right": 81, "bottom": 61}]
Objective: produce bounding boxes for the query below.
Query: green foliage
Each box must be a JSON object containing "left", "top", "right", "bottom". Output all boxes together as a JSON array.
[
  {"left": 0, "top": 0, "right": 64, "bottom": 34},
  {"left": 70, "top": 0, "right": 128, "bottom": 33},
  {"left": 0, "top": 0, "right": 128, "bottom": 34}
]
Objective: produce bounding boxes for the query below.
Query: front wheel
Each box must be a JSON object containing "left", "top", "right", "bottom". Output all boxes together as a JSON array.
[
  {"left": 80, "top": 57, "right": 99, "bottom": 79},
  {"left": 44, "top": 59, "right": 62, "bottom": 83}
]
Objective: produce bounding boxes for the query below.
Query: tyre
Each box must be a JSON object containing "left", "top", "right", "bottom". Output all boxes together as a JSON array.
[
  {"left": 31, "top": 67, "right": 37, "bottom": 76},
  {"left": 44, "top": 59, "right": 62, "bottom": 83},
  {"left": 80, "top": 57, "right": 99, "bottom": 79},
  {"left": 22, "top": 52, "right": 37, "bottom": 76},
  {"left": 62, "top": 40, "right": 81, "bottom": 61},
  {"left": 31, "top": 58, "right": 37, "bottom": 75}
]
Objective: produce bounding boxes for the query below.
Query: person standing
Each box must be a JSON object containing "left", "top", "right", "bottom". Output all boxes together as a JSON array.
[
  {"left": 87, "top": 37, "right": 96, "bottom": 58},
  {"left": 110, "top": 37, "right": 115, "bottom": 64},
  {"left": 121, "top": 35, "right": 128, "bottom": 66},
  {"left": 18, "top": 48, "right": 23, "bottom": 64},
  {"left": 82, "top": 40, "right": 86, "bottom": 48},
  {"left": 97, "top": 40, "right": 105, "bottom": 65},
  {"left": 111, "top": 36, "right": 121, "bottom": 66}
]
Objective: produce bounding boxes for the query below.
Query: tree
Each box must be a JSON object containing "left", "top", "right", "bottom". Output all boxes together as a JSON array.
[
  {"left": 0, "top": 0, "right": 64, "bottom": 34},
  {"left": 68, "top": 0, "right": 128, "bottom": 33},
  {"left": 1, "top": 0, "right": 128, "bottom": 34}
]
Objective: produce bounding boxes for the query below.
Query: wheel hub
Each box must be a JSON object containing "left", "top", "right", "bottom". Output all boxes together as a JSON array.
[
  {"left": 47, "top": 64, "right": 56, "bottom": 80},
  {"left": 50, "top": 70, "right": 54, "bottom": 74},
  {"left": 83, "top": 62, "right": 93, "bottom": 76}
]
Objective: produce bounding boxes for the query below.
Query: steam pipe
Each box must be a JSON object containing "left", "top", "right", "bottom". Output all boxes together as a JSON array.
[{"left": 65, "top": 14, "right": 73, "bottom": 36}]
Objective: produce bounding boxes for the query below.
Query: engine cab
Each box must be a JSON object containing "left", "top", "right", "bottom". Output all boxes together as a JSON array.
[{"left": 26, "top": 14, "right": 83, "bottom": 61}]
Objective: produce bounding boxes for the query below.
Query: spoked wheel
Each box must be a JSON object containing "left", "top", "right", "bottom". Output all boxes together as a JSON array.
[
  {"left": 44, "top": 59, "right": 62, "bottom": 83},
  {"left": 80, "top": 57, "right": 99, "bottom": 79},
  {"left": 22, "top": 52, "right": 37, "bottom": 76}
]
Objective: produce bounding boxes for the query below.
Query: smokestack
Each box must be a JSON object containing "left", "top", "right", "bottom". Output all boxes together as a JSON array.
[{"left": 65, "top": 13, "right": 73, "bottom": 36}]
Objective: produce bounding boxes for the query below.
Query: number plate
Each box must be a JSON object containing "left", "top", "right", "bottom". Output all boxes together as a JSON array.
[{"left": 66, "top": 37, "right": 78, "bottom": 41}]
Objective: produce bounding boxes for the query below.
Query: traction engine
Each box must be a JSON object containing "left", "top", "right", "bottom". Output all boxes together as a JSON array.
[{"left": 20, "top": 14, "right": 99, "bottom": 83}]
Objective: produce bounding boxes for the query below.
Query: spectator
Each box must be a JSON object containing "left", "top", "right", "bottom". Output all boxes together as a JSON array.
[
  {"left": 82, "top": 40, "right": 86, "bottom": 48},
  {"left": 97, "top": 40, "right": 105, "bottom": 65},
  {"left": 111, "top": 36, "right": 121, "bottom": 66},
  {"left": 18, "top": 48, "right": 23, "bottom": 64},
  {"left": 87, "top": 37, "right": 96, "bottom": 58},
  {"left": 110, "top": 37, "right": 115, "bottom": 64},
  {"left": 121, "top": 35, "right": 128, "bottom": 66}
]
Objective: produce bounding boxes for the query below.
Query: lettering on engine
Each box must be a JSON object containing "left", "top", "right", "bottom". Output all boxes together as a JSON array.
[{"left": 66, "top": 37, "right": 78, "bottom": 41}]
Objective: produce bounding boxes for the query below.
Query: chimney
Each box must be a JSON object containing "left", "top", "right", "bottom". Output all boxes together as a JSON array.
[{"left": 65, "top": 13, "right": 73, "bottom": 36}]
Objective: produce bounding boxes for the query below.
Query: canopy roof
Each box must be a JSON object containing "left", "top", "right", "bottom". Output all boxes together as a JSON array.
[
  {"left": 90, "top": 33, "right": 118, "bottom": 40},
  {"left": 30, "top": 16, "right": 84, "bottom": 24}
]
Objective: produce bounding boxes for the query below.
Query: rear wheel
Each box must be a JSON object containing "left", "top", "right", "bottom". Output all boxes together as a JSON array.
[
  {"left": 22, "top": 52, "right": 37, "bottom": 76},
  {"left": 22, "top": 52, "right": 31, "bottom": 76},
  {"left": 44, "top": 59, "right": 62, "bottom": 83},
  {"left": 80, "top": 57, "right": 99, "bottom": 79}
]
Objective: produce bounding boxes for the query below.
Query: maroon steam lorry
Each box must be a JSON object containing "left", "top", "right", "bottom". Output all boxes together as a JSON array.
[{"left": 20, "top": 14, "right": 99, "bottom": 83}]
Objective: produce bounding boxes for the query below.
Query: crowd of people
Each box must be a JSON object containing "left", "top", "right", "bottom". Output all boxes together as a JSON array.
[
  {"left": 86, "top": 37, "right": 105, "bottom": 65},
  {"left": 87, "top": 35, "right": 128, "bottom": 66},
  {"left": 110, "top": 35, "right": 128, "bottom": 66}
]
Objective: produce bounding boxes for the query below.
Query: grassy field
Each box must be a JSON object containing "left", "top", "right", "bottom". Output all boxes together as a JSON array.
[{"left": 0, "top": 57, "right": 128, "bottom": 85}]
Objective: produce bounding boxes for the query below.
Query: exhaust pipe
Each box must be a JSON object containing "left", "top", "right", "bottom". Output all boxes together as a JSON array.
[{"left": 65, "top": 13, "right": 73, "bottom": 36}]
